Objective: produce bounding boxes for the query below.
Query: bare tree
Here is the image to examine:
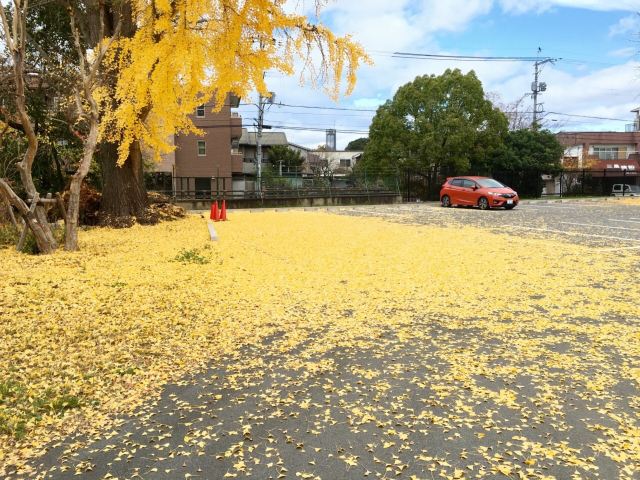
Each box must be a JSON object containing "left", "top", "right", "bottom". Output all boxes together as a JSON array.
[
  {"left": 487, "top": 93, "right": 533, "bottom": 131},
  {"left": 308, "top": 152, "right": 335, "bottom": 184},
  {"left": 63, "top": 3, "right": 119, "bottom": 251},
  {"left": 0, "top": 0, "right": 58, "bottom": 253},
  {"left": 488, "top": 92, "right": 571, "bottom": 132}
]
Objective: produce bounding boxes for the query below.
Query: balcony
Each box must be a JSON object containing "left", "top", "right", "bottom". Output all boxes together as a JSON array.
[
  {"left": 242, "top": 161, "right": 273, "bottom": 175},
  {"left": 625, "top": 122, "right": 640, "bottom": 132},
  {"left": 230, "top": 114, "right": 243, "bottom": 139},
  {"left": 231, "top": 153, "right": 243, "bottom": 174},
  {"left": 243, "top": 161, "right": 256, "bottom": 175}
]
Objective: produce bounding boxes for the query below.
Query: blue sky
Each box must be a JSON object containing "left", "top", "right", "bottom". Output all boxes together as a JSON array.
[
  {"left": 442, "top": 8, "right": 633, "bottom": 68},
  {"left": 239, "top": 1, "right": 640, "bottom": 149}
]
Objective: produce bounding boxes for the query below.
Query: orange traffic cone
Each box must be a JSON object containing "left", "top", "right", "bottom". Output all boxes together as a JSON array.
[
  {"left": 220, "top": 199, "right": 228, "bottom": 221},
  {"left": 210, "top": 201, "right": 220, "bottom": 221}
]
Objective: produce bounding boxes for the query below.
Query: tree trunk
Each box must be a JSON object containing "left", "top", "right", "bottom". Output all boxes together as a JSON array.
[
  {"left": 65, "top": 121, "right": 99, "bottom": 251},
  {"left": 0, "top": 2, "right": 57, "bottom": 253},
  {"left": 83, "top": 1, "right": 146, "bottom": 224},
  {"left": 98, "top": 141, "right": 148, "bottom": 220},
  {"left": 65, "top": 175, "right": 82, "bottom": 250},
  {"left": 0, "top": 180, "right": 55, "bottom": 254}
]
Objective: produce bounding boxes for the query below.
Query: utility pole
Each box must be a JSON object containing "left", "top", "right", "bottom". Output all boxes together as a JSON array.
[
  {"left": 256, "top": 93, "right": 265, "bottom": 194},
  {"left": 531, "top": 51, "right": 557, "bottom": 130},
  {"left": 255, "top": 91, "right": 275, "bottom": 194}
]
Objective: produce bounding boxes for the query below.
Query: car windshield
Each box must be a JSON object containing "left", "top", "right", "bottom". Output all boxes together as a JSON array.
[{"left": 477, "top": 179, "right": 505, "bottom": 188}]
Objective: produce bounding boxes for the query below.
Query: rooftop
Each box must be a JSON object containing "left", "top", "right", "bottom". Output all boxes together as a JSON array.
[{"left": 239, "top": 128, "right": 288, "bottom": 147}]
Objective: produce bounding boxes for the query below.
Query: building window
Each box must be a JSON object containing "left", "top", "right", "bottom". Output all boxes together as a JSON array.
[
  {"left": 593, "top": 146, "right": 619, "bottom": 160},
  {"left": 340, "top": 159, "right": 351, "bottom": 168},
  {"left": 196, "top": 105, "right": 205, "bottom": 118},
  {"left": 197, "top": 140, "right": 206, "bottom": 156}
]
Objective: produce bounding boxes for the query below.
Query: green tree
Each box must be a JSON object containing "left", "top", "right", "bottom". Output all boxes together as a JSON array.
[
  {"left": 363, "top": 69, "right": 508, "bottom": 179},
  {"left": 268, "top": 145, "right": 304, "bottom": 173},
  {"left": 0, "top": 1, "right": 82, "bottom": 196},
  {"left": 492, "top": 129, "right": 564, "bottom": 197},
  {"left": 494, "top": 129, "right": 563, "bottom": 171},
  {"left": 346, "top": 137, "right": 369, "bottom": 151}
]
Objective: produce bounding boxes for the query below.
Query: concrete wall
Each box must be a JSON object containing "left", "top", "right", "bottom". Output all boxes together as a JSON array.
[{"left": 176, "top": 194, "right": 403, "bottom": 211}]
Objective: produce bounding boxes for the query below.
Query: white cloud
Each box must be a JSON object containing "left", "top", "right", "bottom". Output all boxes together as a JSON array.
[
  {"left": 609, "top": 14, "right": 640, "bottom": 37},
  {"left": 243, "top": 1, "right": 640, "bottom": 148},
  {"left": 413, "top": 0, "right": 494, "bottom": 33},
  {"left": 486, "top": 60, "right": 640, "bottom": 131},
  {"left": 609, "top": 46, "right": 638, "bottom": 57},
  {"left": 500, "top": 0, "right": 640, "bottom": 14}
]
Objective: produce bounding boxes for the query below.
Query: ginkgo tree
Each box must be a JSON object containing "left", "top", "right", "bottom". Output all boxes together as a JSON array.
[
  {"left": 86, "top": 0, "right": 369, "bottom": 221},
  {"left": 0, "top": 0, "right": 369, "bottom": 252}
]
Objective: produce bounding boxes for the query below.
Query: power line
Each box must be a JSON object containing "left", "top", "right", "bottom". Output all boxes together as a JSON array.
[
  {"left": 269, "top": 124, "right": 369, "bottom": 134},
  {"left": 264, "top": 110, "right": 373, "bottom": 118},
  {"left": 392, "top": 52, "right": 553, "bottom": 62},
  {"left": 275, "top": 103, "right": 378, "bottom": 112},
  {"left": 546, "top": 111, "right": 630, "bottom": 122},
  {"left": 269, "top": 103, "right": 631, "bottom": 123}
]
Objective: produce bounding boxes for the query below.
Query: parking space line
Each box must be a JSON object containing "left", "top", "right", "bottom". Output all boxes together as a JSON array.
[
  {"left": 507, "top": 225, "right": 640, "bottom": 243},
  {"left": 522, "top": 204, "right": 573, "bottom": 208},
  {"left": 610, "top": 219, "right": 640, "bottom": 225},
  {"left": 560, "top": 221, "right": 640, "bottom": 232}
]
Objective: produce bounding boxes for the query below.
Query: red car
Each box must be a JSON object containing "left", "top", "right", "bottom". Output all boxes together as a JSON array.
[{"left": 440, "top": 176, "right": 519, "bottom": 210}]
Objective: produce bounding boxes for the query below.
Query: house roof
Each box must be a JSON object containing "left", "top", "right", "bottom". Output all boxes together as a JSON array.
[
  {"left": 288, "top": 143, "right": 313, "bottom": 152},
  {"left": 239, "top": 128, "right": 288, "bottom": 146},
  {"left": 309, "top": 150, "right": 364, "bottom": 160}
]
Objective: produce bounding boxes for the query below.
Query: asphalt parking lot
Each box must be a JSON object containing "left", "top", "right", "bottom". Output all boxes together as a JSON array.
[
  {"left": 12, "top": 200, "right": 640, "bottom": 480},
  {"left": 338, "top": 199, "right": 640, "bottom": 251}
]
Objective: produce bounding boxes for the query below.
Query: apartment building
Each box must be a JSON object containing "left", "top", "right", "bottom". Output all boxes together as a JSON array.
[
  {"left": 155, "top": 95, "right": 243, "bottom": 196},
  {"left": 556, "top": 108, "right": 640, "bottom": 170}
]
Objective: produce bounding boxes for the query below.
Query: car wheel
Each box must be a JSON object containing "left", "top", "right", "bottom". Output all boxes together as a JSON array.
[
  {"left": 441, "top": 195, "right": 451, "bottom": 208},
  {"left": 478, "top": 197, "right": 489, "bottom": 210}
]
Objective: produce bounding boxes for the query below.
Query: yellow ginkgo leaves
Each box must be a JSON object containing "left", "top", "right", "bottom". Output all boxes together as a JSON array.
[{"left": 0, "top": 211, "right": 639, "bottom": 479}]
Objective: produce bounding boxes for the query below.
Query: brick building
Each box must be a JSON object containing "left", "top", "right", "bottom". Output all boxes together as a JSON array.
[
  {"left": 155, "top": 95, "right": 243, "bottom": 197},
  {"left": 556, "top": 108, "right": 640, "bottom": 170}
]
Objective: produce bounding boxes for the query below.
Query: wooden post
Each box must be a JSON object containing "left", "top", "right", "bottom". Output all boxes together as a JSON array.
[
  {"left": 17, "top": 193, "right": 39, "bottom": 252},
  {"left": 56, "top": 193, "right": 67, "bottom": 221},
  {"left": 5, "top": 201, "right": 18, "bottom": 230}
]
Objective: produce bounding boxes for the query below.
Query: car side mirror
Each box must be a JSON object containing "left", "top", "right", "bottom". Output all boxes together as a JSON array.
[{"left": 472, "top": 186, "right": 478, "bottom": 191}]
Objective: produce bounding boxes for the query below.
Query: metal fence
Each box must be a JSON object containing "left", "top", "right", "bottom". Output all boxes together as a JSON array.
[
  {"left": 147, "top": 168, "right": 639, "bottom": 203},
  {"left": 403, "top": 168, "right": 640, "bottom": 201},
  {"left": 145, "top": 172, "right": 401, "bottom": 201}
]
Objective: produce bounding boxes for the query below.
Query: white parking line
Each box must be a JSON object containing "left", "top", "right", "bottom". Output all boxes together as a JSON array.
[
  {"left": 560, "top": 221, "right": 640, "bottom": 232},
  {"left": 507, "top": 225, "right": 640, "bottom": 243},
  {"left": 610, "top": 219, "right": 640, "bottom": 225},
  {"left": 522, "top": 204, "right": 572, "bottom": 208}
]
